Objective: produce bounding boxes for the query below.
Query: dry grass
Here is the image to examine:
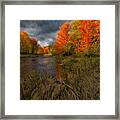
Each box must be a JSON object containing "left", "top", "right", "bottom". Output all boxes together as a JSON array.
[{"left": 20, "top": 56, "right": 100, "bottom": 100}]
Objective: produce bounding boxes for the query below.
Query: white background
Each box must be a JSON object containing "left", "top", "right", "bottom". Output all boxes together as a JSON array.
[{"left": 5, "top": 5, "right": 115, "bottom": 115}]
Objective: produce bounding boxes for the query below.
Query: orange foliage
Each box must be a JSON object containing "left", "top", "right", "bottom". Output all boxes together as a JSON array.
[
  {"left": 20, "top": 31, "right": 30, "bottom": 42},
  {"left": 43, "top": 47, "right": 49, "bottom": 54},
  {"left": 30, "top": 37, "right": 37, "bottom": 46},
  {"left": 53, "top": 20, "right": 100, "bottom": 55},
  {"left": 53, "top": 22, "right": 70, "bottom": 54},
  {"left": 20, "top": 31, "right": 29, "bottom": 37},
  {"left": 20, "top": 31, "right": 32, "bottom": 54},
  {"left": 20, "top": 31, "right": 44, "bottom": 54},
  {"left": 78, "top": 20, "right": 100, "bottom": 52}
]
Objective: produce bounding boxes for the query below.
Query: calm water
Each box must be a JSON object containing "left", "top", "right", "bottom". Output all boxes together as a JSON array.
[{"left": 20, "top": 56, "right": 57, "bottom": 79}]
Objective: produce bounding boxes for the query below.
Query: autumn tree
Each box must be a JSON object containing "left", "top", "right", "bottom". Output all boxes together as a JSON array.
[
  {"left": 20, "top": 31, "right": 32, "bottom": 54},
  {"left": 20, "top": 31, "right": 44, "bottom": 55},
  {"left": 53, "top": 22, "right": 70, "bottom": 54},
  {"left": 86, "top": 20, "right": 100, "bottom": 55},
  {"left": 69, "top": 20, "right": 100, "bottom": 55},
  {"left": 43, "top": 46, "right": 50, "bottom": 54},
  {"left": 69, "top": 20, "right": 81, "bottom": 53},
  {"left": 30, "top": 37, "right": 38, "bottom": 54},
  {"left": 37, "top": 44, "right": 44, "bottom": 54}
]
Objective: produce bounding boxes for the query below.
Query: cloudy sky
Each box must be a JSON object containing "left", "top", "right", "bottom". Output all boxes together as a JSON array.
[{"left": 20, "top": 20, "right": 68, "bottom": 47}]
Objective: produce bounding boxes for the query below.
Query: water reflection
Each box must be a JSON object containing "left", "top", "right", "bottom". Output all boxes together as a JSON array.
[{"left": 20, "top": 56, "right": 56, "bottom": 79}]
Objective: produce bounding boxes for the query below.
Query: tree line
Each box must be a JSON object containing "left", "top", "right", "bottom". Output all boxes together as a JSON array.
[
  {"left": 20, "top": 32, "right": 47, "bottom": 55},
  {"left": 20, "top": 20, "right": 100, "bottom": 56},
  {"left": 53, "top": 20, "right": 100, "bottom": 56}
]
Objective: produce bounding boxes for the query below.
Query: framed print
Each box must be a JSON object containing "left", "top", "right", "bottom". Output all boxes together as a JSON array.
[{"left": 0, "top": 0, "right": 119, "bottom": 119}]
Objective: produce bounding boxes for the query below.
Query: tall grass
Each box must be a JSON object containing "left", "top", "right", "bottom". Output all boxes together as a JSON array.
[{"left": 20, "top": 56, "right": 100, "bottom": 100}]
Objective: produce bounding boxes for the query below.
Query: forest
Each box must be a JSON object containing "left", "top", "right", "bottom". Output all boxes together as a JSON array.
[{"left": 20, "top": 20, "right": 100, "bottom": 100}]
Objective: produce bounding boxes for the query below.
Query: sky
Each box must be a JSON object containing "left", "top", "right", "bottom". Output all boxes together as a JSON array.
[{"left": 20, "top": 20, "right": 68, "bottom": 47}]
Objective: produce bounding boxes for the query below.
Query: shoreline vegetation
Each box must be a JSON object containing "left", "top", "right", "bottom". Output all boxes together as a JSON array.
[
  {"left": 20, "top": 54, "right": 100, "bottom": 100},
  {"left": 20, "top": 54, "right": 52, "bottom": 58}
]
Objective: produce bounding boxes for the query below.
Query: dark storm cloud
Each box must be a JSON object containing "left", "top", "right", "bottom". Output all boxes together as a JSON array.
[
  {"left": 20, "top": 20, "right": 67, "bottom": 35},
  {"left": 20, "top": 20, "right": 70, "bottom": 46}
]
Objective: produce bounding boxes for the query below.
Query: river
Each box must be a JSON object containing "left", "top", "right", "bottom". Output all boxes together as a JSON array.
[{"left": 20, "top": 56, "right": 57, "bottom": 79}]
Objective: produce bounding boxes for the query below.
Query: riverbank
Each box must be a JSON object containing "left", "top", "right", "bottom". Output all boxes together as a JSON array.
[
  {"left": 20, "top": 53, "right": 52, "bottom": 58},
  {"left": 20, "top": 55, "right": 100, "bottom": 100},
  {"left": 20, "top": 54, "right": 42, "bottom": 58}
]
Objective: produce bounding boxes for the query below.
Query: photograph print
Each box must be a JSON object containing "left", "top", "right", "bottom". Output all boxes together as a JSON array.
[{"left": 20, "top": 20, "right": 100, "bottom": 100}]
